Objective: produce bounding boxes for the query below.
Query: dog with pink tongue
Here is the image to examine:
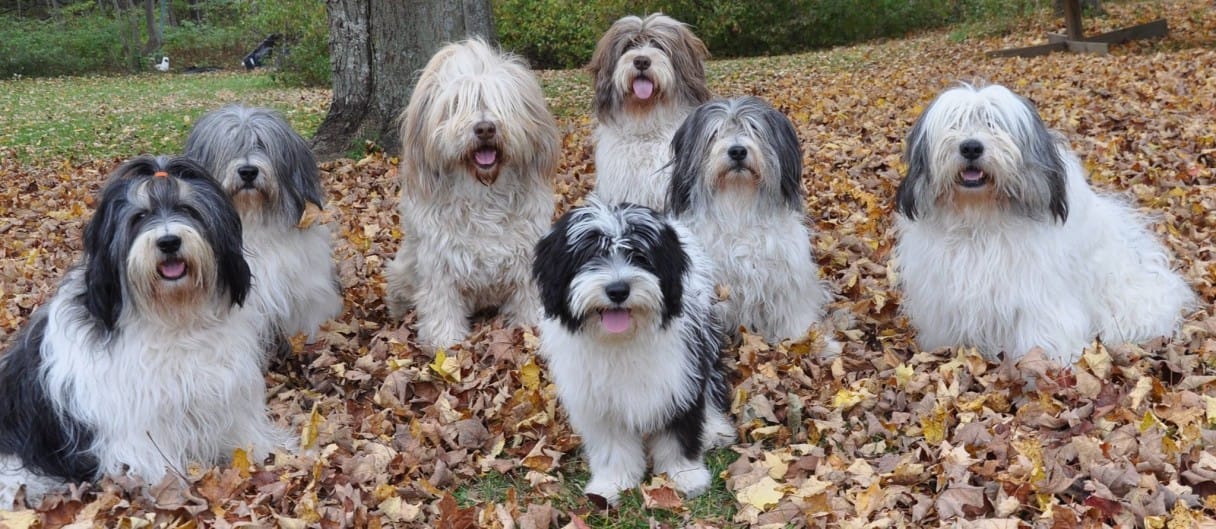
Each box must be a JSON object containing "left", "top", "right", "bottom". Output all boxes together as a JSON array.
[{"left": 587, "top": 13, "right": 711, "bottom": 210}]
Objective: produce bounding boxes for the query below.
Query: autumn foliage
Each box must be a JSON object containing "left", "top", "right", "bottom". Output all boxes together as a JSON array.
[{"left": 1, "top": 1, "right": 1215, "bottom": 527}]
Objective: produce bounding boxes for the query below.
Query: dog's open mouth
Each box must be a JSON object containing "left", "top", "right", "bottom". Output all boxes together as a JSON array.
[
  {"left": 600, "top": 308, "right": 632, "bottom": 334},
  {"left": 157, "top": 258, "right": 187, "bottom": 280},
  {"left": 473, "top": 146, "right": 499, "bottom": 170},
  {"left": 958, "top": 167, "right": 988, "bottom": 188},
  {"left": 632, "top": 76, "right": 655, "bottom": 100}
]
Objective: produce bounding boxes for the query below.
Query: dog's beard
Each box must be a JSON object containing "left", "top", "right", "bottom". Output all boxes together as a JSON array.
[
  {"left": 125, "top": 227, "right": 218, "bottom": 318},
  {"left": 612, "top": 46, "right": 676, "bottom": 114}
]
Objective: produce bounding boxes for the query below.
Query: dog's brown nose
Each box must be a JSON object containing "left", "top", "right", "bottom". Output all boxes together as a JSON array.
[
  {"left": 633, "top": 56, "right": 650, "bottom": 71},
  {"left": 475, "top": 121, "right": 496, "bottom": 141}
]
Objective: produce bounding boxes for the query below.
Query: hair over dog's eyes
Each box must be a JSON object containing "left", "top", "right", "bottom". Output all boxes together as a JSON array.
[{"left": 131, "top": 211, "right": 148, "bottom": 225}]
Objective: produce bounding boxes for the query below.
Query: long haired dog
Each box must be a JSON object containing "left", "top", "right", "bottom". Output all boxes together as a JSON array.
[
  {"left": 894, "top": 84, "right": 1195, "bottom": 364},
  {"left": 668, "top": 97, "right": 833, "bottom": 343},
  {"left": 0, "top": 157, "right": 289, "bottom": 509},
  {"left": 589, "top": 14, "right": 711, "bottom": 210},
  {"left": 532, "top": 200, "right": 733, "bottom": 507},
  {"left": 184, "top": 105, "right": 342, "bottom": 351},
  {"left": 384, "top": 38, "right": 559, "bottom": 351}
]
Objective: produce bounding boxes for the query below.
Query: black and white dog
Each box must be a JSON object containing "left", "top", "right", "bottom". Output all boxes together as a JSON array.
[
  {"left": 0, "top": 157, "right": 290, "bottom": 508},
  {"left": 532, "top": 200, "right": 733, "bottom": 507}
]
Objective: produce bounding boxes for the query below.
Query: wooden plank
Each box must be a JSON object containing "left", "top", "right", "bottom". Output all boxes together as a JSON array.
[
  {"left": 986, "top": 41, "right": 1068, "bottom": 58},
  {"left": 1063, "top": 0, "right": 1084, "bottom": 40},
  {"left": 1065, "top": 40, "right": 1108, "bottom": 54},
  {"left": 1086, "top": 18, "right": 1169, "bottom": 44}
]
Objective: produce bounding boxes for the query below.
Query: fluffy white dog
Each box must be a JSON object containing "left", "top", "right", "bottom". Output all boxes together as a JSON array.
[
  {"left": 384, "top": 38, "right": 560, "bottom": 351},
  {"left": 0, "top": 157, "right": 290, "bottom": 509},
  {"left": 589, "top": 13, "right": 711, "bottom": 210},
  {"left": 894, "top": 83, "right": 1195, "bottom": 363},
  {"left": 185, "top": 105, "right": 343, "bottom": 354},
  {"left": 532, "top": 200, "right": 734, "bottom": 507},
  {"left": 668, "top": 97, "right": 834, "bottom": 343}
]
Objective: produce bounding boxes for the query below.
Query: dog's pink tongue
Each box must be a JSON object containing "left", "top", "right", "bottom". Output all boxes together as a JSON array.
[
  {"left": 474, "top": 148, "right": 497, "bottom": 166},
  {"left": 601, "top": 309, "right": 631, "bottom": 334},
  {"left": 632, "top": 78, "right": 654, "bottom": 100},
  {"left": 158, "top": 260, "right": 186, "bottom": 280},
  {"left": 961, "top": 169, "right": 984, "bottom": 182}
]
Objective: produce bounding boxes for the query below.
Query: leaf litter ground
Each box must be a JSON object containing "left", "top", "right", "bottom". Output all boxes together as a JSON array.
[{"left": 1, "top": 2, "right": 1216, "bottom": 527}]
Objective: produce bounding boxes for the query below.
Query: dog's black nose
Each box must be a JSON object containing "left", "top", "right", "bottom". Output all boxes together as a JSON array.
[
  {"left": 959, "top": 140, "right": 984, "bottom": 160},
  {"left": 605, "top": 281, "right": 630, "bottom": 303},
  {"left": 475, "top": 121, "right": 496, "bottom": 140},
  {"left": 728, "top": 145, "right": 748, "bottom": 161},
  {"left": 156, "top": 235, "right": 181, "bottom": 254},
  {"left": 237, "top": 165, "right": 259, "bottom": 183},
  {"left": 633, "top": 56, "right": 650, "bottom": 71}
]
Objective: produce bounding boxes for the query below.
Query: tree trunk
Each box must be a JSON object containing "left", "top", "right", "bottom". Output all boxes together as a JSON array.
[
  {"left": 141, "top": 0, "right": 162, "bottom": 55},
  {"left": 311, "top": 0, "right": 495, "bottom": 159}
]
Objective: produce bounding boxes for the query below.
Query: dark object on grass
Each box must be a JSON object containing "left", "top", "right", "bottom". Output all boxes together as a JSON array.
[
  {"left": 243, "top": 34, "right": 281, "bottom": 70},
  {"left": 183, "top": 66, "right": 222, "bottom": 74}
]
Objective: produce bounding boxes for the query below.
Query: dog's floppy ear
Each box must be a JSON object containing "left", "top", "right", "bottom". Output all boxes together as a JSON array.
[
  {"left": 1019, "top": 96, "right": 1069, "bottom": 223},
  {"left": 532, "top": 211, "right": 581, "bottom": 332},
  {"left": 587, "top": 20, "right": 630, "bottom": 122},
  {"left": 650, "top": 222, "right": 689, "bottom": 327},
  {"left": 760, "top": 100, "right": 805, "bottom": 211},
  {"left": 666, "top": 105, "right": 704, "bottom": 215},
  {"left": 896, "top": 107, "right": 931, "bottom": 220},
  {"left": 80, "top": 173, "right": 135, "bottom": 330}
]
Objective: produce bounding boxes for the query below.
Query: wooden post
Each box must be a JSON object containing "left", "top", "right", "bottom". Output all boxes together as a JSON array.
[{"left": 1063, "top": 0, "right": 1084, "bottom": 40}]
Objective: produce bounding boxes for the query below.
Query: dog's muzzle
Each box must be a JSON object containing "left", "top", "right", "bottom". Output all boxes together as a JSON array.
[{"left": 155, "top": 235, "right": 188, "bottom": 280}]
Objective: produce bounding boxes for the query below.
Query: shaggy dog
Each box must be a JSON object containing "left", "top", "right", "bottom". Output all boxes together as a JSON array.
[
  {"left": 532, "top": 200, "right": 733, "bottom": 507},
  {"left": 185, "top": 104, "right": 343, "bottom": 355},
  {"left": 589, "top": 13, "right": 711, "bottom": 210},
  {"left": 894, "top": 83, "right": 1195, "bottom": 363},
  {"left": 668, "top": 97, "right": 834, "bottom": 343},
  {"left": 384, "top": 38, "right": 560, "bottom": 351},
  {"left": 0, "top": 157, "right": 290, "bottom": 509}
]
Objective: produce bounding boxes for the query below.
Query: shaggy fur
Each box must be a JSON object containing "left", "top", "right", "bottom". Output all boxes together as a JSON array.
[
  {"left": 0, "top": 157, "right": 290, "bottom": 509},
  {"left": 589, "top": 14, "right": 711, "bottom": 210},
  {"left": 668, "top": 97, "right": 834, "bottom": 343},
  {"left": 532, "top": 200, "right": 733, "bottom": 506},
  {"left": 184, "top": 105, "right": 343, "bottom": 355},
  {"left": 894, "top": 84, "right": 1196, "bottom": 363},
  {"left": 384, "top": 38, "right": 560, "bottom": 351}
]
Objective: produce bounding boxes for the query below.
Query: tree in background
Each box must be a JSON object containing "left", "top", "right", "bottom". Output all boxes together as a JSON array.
[{"left": 311, "top": 0, "right": 494, "bottom": 159}]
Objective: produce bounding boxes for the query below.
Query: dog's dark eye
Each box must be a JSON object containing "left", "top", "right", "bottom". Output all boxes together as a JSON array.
[
  {"left": 130, "top": 211, "right": 147, "bottom": 227},
  {"left": 174, "top": 205, "right": 202, "bottom": 221}
]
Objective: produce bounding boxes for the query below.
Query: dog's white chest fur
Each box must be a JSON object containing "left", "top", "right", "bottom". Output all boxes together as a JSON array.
[
  {"left": 593, "top": 107, "right": 689, "bottom": 210},
  {"left": 243, "top": 221, "right": 342, "bottom": 341},
  {"left": 539, "top": 320, "right": 695, "bottom": 433},
  {"left": 686, "top": 201, "right": 830, "bottom": 341}
]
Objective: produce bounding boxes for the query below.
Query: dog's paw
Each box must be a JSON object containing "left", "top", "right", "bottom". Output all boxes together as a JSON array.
[
  {"left": 584, "top": 478, "right": 626, "bottom": 507},
  {"left": 668, "top": 466, "right": 711, "bottom": 499}
]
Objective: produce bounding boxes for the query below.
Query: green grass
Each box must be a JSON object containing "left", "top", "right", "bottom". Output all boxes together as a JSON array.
[
  {"left": 453, "top": 449, "right": 741, "bottom": 528},
  {"left": 0, "top": 71, "right": 328, "bottom": 165}
]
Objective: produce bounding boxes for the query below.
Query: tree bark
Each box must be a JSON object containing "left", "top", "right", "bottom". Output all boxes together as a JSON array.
[
  {"left": 141, "top": 0, "right": 162, "bottom": 55},
  {"left": 311, "top": 0, "right": 495, "bottom": 159}
]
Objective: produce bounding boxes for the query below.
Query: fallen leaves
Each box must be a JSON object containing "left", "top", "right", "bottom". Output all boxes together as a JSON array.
[{"left": 0, "top": 1, "right": 1215, "bottom": 527}]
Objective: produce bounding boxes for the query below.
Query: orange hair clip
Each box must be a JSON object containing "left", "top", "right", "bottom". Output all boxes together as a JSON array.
[{"left": 153, "top": 171, "right": 169, "bottom": 178}]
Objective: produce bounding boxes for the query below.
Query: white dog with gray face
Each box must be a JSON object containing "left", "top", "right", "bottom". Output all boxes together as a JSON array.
[
  {"left": 588, "top": 13, "right": 711, "bottom": 210},
  {"left": 893, "top": 83, "right": 1195, "bottom": 364},
  {"left": 667, "top": 97, "right": 834, "bottom": 344},
  {"left": 384, "top": 38, "right": 560, "bottom": 351}
]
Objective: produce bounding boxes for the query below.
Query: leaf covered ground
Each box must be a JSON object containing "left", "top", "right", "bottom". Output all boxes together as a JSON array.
[{"left": 2, "top": 2, "right": 1216, "bottom": 527}]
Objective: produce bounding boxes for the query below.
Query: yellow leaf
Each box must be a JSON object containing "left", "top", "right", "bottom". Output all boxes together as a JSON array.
[
  {"left": 1129, "top": 376, "right": 1153, "bottom": 409},
  {"left": 832, "top": 387, "right": 872, "bottom": 410},
  {"left": 429, "top": 348, "right": 461, "bottom": 383},
  {"left": 921, "top": 404, "right": 949, "bottom": 445},
  {"left": 855, "top": 482, "right": 884, "bottom": 518},
  {"left": 0, "top": 510, "right": 39, "bottom": 529},
  {"left": 734, "top": 476, "right": 785, "bottom": 510},
  {"left": 1203, "top": 395, "right": 1216, "bottom": 425},
  {"left": 231, "top": 447, "right": 252, "bottom": 478},
  {"left": 763, "top": 452, "right": 789, "bottom": 479},
  {"left": 296, "top": 202, "right": 322, "bottom": 229},
  {"left": 519, "top": 359, "right": 541, "bottom": 391},
  {"left": 300, "top": 403, "right": 322, "bottom": 450},
  {"left": 893, "top": 363, "right": 914, "bottom": 387}
]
